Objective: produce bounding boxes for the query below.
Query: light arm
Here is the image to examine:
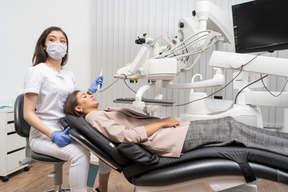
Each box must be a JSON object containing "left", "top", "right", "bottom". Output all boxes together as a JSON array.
[{"left": 209, "top": 51, "right": 288, "bottom": 77}]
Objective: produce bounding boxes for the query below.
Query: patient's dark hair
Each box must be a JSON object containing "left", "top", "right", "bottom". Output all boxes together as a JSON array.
[{"left": 63, "top": 90, "right": 84, "bottom": 117}]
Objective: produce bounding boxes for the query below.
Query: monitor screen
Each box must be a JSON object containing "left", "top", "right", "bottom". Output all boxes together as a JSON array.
[{"left": 232, "top": 0, "right": 288, "bottom": 53}]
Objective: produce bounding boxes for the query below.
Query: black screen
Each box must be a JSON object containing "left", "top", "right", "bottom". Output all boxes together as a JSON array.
[{"left": 232, "top": 0, "right": 288, "bottom": 53}]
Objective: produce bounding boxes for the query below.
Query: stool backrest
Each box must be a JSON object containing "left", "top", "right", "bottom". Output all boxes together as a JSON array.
[{"left": 14, "top": 94, "right": 31, "bottom": 138}]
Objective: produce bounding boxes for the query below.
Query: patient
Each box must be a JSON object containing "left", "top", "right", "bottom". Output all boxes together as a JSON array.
[
  {"left": 64, "top": 90, "right": 288, "bottom": 192},
  {"left": 64, "top": 90, "right": 288, "bottom": 157}
]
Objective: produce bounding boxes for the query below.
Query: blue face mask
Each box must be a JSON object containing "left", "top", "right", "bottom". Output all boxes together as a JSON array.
[{"left": 46, "top": 43, "right": 67, "bottom": 60}]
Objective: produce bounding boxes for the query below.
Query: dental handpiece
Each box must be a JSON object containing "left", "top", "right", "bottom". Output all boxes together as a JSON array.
[{"left": 98, "top": 69, "right": 103, "bottom": 91}]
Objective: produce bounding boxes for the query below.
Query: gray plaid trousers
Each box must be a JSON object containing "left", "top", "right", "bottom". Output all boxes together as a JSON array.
[{"left": 182, "top": 116, "right": 288, "bottom": 156}]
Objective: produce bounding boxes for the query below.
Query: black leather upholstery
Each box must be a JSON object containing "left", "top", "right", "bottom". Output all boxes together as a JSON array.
[
  {"left": 118, "top": 143, "right": 159, "bottom": 165},
  {"left": 130, "top": 158, "right": 288, "bottom": 186},
  {"left": 123, "top": 146, "right": 288, "bottom": 185},
  {"left": 14, "top": 94, "right": 30, "bottom": 137}
]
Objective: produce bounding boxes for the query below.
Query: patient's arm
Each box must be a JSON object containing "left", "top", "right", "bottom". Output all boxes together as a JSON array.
[
  {"left": 85, "top": 111, "right": 180, "bottom": 144},
  {"left": 86, "top": 111, "right": 148, "bottom": 143},
  {"left": 144, "top": 117, "right": 180, "bottom": 137}
]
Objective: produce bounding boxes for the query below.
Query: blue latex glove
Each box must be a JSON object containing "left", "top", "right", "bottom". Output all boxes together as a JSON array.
[
  {"left": 51, "top": 127, "right": 74, "bottom": 147},
  {"left": 88, "top": 76, "right": 103, "bottom": 93}
]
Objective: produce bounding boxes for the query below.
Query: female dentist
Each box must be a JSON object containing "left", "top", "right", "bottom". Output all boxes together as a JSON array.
[{"left": 23, "top": 26, "right": 102, "bottom": 192}]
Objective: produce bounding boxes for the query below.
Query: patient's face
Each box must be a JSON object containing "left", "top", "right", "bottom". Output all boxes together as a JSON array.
[{"left": 76, "top": 91, "right": 99, "bottom": 114}]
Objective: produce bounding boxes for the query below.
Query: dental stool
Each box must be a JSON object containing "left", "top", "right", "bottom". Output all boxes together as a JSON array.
[{"left": 14, "top": 94, "right": 70, "bottom": 192}]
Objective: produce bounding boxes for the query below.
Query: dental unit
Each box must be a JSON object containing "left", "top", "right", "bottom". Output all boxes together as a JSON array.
[{"left": 62, "top": 1, "right": 288, "bottom": 191}]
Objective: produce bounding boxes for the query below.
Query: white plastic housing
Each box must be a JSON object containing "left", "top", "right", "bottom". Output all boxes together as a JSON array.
[
  {"left": 116, "top": 57, "right": 177, "bottom": 80},
  {"left": 196, "top": 0, "right": 234, "bottom": 43},
  {"left": 209, "top": 51, "right": 288, "bottom": 77}
]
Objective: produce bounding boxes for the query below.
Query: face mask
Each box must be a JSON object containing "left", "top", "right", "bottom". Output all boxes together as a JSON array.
[{"left": 45, "top": 43, "right": 67, "bottom": 60}]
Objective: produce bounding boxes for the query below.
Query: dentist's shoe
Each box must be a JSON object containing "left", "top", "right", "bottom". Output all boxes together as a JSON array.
[{"left": 91, "top": 187, "right": 100, "bottom": 192}]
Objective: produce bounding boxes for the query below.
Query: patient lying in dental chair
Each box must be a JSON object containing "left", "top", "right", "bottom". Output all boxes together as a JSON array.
[{"left": 63, "top": 90, "right": 288, "bottom": 158}]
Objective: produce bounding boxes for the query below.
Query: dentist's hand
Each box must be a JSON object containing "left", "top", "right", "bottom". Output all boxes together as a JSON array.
[
  {"left": 51, "top": 127, "right": 75, "bottom": 147},
  {"left": 88, "top": 76, "right": 103, "bottom": 93}
]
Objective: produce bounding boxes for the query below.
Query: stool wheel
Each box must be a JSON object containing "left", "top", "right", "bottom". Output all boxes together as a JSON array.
[
  {"left": 2, "top": 176, "right": 9, "bottom": 182},
  {"left": 24, "top": 166, "right": 30, "bottom": 171}
]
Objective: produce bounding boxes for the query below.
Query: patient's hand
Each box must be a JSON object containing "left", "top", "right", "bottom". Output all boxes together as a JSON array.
[
  {"left": 145, "top": 117, "right": 180, "bottom": 137},
  {"left": 161, "top": 117, "right": 180, "bottom": 128}
]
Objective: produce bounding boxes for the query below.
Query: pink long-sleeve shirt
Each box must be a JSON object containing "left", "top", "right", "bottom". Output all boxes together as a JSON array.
[{"left": 85, "top": 107, "right": 190, "bottom": 157}]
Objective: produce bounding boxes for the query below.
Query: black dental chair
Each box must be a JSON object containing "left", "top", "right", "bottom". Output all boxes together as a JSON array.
[
  {"left": 61, "top": 113, "right": 288, "bottom": 192},
  {"left": 14, "top": 94, "right": 70, "bottom": 192}
]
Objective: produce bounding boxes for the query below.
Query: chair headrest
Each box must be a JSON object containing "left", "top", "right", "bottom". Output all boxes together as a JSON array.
[
  {"left": 64, "top": 114, "right": 130, "bottom": 165},
  {"left": 14, "top": 94, "right": 30, "bottom": 137}
]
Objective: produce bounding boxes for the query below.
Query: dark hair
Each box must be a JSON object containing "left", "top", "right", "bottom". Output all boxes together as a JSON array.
[
  {"left": 32, "top": 26, "right": 69, "bottom": 66},
  {"left": 63, "top": 90, "right": 84, "bottom": 117}
]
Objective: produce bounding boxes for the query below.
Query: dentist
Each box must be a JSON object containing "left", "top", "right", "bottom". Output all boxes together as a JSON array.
[{"left": 23, "top": 26, "right": 102, "bottom": 192}]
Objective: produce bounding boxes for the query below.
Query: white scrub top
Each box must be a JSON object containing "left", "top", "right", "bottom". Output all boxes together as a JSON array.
[{"left": 24, "top": 63, "right": 76, "bottom": 138}]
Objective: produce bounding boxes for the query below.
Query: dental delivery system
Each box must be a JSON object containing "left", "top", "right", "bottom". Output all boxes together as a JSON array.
[
  {"left": 114, "top": 1, "right": 229, "bottom": 111},
  {"left": 113, "top": 0, "right": 288, "bottom": 132}
]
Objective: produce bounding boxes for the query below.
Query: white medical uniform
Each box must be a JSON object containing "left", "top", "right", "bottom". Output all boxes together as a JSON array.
[{"left": 24, "top": 63, "right": 90, "bottom": 192}]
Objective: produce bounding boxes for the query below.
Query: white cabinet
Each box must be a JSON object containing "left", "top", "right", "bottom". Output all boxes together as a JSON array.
[{"left": 0, "top": 108, "right": 28, "bottom": 182}]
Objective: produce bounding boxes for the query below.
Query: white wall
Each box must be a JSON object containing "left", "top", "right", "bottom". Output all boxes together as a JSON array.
[{"left": 0, "top": 0, "right": 93, "bottom": 102}]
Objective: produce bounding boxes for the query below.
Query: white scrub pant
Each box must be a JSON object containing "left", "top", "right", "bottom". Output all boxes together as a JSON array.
[
  {"left": 99, "top": 159, "right": 112, "bottom": 174},
  {"left": 30, "top": 136, "right": 91, "bottom": 192}
]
